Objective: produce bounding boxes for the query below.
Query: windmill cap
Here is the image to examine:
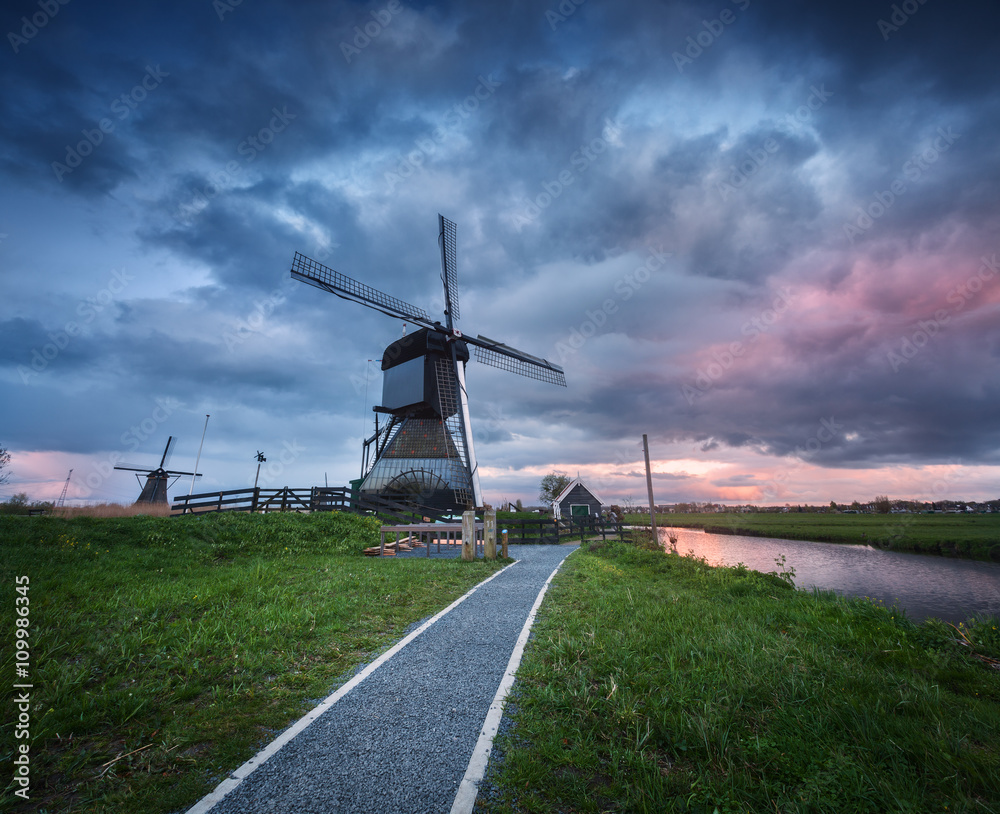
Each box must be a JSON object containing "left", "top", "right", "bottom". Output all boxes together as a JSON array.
[{"left": 381, "top": 326, "right": 469, "bottom": 370}]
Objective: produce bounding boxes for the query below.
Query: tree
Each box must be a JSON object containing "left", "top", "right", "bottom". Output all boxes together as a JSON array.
[
  {"left": 0, "top": 445, "right": 10, "bottom": 486},
  {"left": 0, "top": 492, "right": 29, "bottom": 515},
  {"left": 873, "top": 495, "right": 892, "bottom": 514},
  {"left": 539, "top": 473, "right": 571, "bottom": 504}
]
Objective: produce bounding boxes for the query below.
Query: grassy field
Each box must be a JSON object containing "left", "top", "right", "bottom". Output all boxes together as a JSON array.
[
  {"left": 0, "top": 512, "right": 507, "bottom": 813},
  {"left": 637, "top": 512, "right": 1000, "bottom": 561},
  {"left": 479, "top": 542, "right": 1000, "bottom": 813}
]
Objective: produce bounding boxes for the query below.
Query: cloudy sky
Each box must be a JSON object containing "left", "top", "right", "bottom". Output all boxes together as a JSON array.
[{"left": 2, "top": 0, "right": 999, "bottom": 508}]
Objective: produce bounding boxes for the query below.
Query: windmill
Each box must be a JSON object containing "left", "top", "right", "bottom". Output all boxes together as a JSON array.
[
  {"left": 114, "top": 436, "right": 202, "bottom": 504},
  {"left": 290, "top": 214, "right": 566, "bottom": 513}
]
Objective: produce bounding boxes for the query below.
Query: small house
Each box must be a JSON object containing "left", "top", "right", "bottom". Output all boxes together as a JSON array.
[{"left": 552, "top": 479, "right": 605, "bottom": 520}]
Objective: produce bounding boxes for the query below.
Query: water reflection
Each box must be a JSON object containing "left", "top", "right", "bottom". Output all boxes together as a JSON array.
[{"left": 659, "top": 526, "right": 1000, "bottom": 624}]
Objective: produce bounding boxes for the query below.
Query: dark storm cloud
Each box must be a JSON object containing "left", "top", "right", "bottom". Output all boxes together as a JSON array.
[{"left": 3, "top": 0, "right": 1000, "bottom": 501}]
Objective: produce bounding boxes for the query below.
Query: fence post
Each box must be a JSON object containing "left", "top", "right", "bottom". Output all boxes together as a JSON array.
[
  {"left": 501, "top": 529, "right": 508, "bottom": 558},
  {"left": 462, "top": 510, "right": 476, "bottom": 561},
  {"left": 252, "top": 487, "right": 259, "bottom": 513},
  {"left": 484, "top": 509, "right": 497, "bottom": 560}
]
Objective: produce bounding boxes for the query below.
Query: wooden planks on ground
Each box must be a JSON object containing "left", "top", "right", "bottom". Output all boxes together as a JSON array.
[{"left": 363, "top": 536, "right": 424, "bottom": 557}]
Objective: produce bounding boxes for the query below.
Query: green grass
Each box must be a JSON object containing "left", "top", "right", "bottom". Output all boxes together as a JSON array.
[
  {"left": 480, "top": 542, "right": 1000, "bottom": 814},
  {"left": 0, "top": 512, "right": 507, "bottom": 813},
  {"left": 639, "top": 512, "right": 1000, "bottom": 561}
]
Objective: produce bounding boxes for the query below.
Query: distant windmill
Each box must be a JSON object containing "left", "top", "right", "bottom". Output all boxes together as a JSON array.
[
  {"left": 290, "top": 214, "right": 566, "bottom": 513},
  {"left": 114, "top": 436, "right": 201, "bottom": 504}
]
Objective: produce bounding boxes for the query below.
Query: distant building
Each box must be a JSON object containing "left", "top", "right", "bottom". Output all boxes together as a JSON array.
[{"left": 551, "top": 479, "right": 606, "bottom": 520}]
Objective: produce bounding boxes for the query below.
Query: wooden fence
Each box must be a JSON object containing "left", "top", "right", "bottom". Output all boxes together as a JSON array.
[
  {"left": 171, "top": 488, "right": 626, "bottom": 543},
  {"left": 170, "top": 486, "right": 449, "bottom": 524},
  {"left": 501, "top": 515, "right": 624, "bottom": 544}
]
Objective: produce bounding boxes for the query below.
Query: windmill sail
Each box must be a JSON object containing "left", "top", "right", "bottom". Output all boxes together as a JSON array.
[
  {"left": 291, "top": 252, "right": 431, "bottom": 325},
  {"left": 438, "top": 214, "right": 460, "bottom": 322},
  {"left": 471, "top": 336, "right": 567, "bottom": 386}
]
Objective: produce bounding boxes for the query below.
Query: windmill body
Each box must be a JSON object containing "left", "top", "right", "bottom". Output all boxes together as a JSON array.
[
  {"left": 363, "top": 326, "right": 477, "bottom": 511},
  {"left": 291, "top": 215, "right": 566, "bottom": 513}
]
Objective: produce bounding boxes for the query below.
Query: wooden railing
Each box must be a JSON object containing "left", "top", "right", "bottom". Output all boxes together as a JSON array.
[
  {"left": 170, "top": 486, "right": 450, "bottom": 524},
  {"left": 497, "top": 515, "right": 624, "bottom": 544},
  {"left": 170, "top": 490, "right": 625, "bottom": 543}
]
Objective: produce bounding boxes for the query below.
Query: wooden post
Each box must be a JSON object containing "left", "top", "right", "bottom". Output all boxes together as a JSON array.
[
  {"left": 461, "top": 510, "right": 476, "bottom": 561},
  {"left": 642, "top": 434, "right": 659, "bottom": 547},
  {"left": 501, "top": 529, "right": 508, "bottom": 558},
  {"left": 484, "top": 509, "right": 497, "bottom": 560}
]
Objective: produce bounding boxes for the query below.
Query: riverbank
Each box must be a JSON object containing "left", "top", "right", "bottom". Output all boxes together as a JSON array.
[
  {"left": 634, "top": 511, "right": 1000, "bottom": 561},
  {"left": 0, "top": 513, "right": 507, "bottom": 814},
  {"left": 479, "top": 542, "right": 1000, "bottom": 813}
]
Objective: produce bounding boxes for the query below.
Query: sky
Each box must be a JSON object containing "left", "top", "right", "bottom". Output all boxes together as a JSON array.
[{"left": 2, "top": 0, "right": 999, "bottom": 508}]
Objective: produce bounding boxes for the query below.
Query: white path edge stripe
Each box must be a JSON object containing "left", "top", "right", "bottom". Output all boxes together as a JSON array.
[
  {"left": 185, "top": 559, "right": 520, "bottom": 814},
  {"left": 450, "top": 550, "right": 576, "bottom": 814}
]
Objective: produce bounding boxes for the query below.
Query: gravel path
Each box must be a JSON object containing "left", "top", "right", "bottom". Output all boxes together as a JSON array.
[{"left": 185, "top": 544, "right": 577, "bottom": 814}]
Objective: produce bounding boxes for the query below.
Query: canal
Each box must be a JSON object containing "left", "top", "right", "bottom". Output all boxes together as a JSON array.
[{"left": 658, "top": 525, "right": 1000, "bottom": 624}]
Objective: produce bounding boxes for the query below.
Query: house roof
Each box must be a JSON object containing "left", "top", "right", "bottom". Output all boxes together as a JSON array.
[{"left": 552, "top": 478, "right": 606, "bottom": 507}]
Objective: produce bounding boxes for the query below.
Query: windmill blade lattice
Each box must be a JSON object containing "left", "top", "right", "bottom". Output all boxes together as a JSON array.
[
  {"left": 434, "top": 356, "right": 474, "bottom": 507},
  {"left": 438, "top": 215, "right": 460, "bottom": 322},
  {"left": 291, "top": 252, "right": 431, "bottom": 324},
  {"left": 473, "top": 339, "right": 567, "bottom": 387}
]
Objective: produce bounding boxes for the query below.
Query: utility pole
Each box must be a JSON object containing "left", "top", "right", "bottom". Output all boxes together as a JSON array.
[
  {"left": 189, "top": 414, "right": 210, "bottom": 496},
  {"left": 642, "top": 434, "right": 658, "bottom": 545}
]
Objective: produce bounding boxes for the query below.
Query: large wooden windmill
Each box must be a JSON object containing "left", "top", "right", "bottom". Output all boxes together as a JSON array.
[
  {"left": 291, "top": 215, "right": 566, "bottom": 513},
  {"left": 113, "top": 436, "right": 201, "bottom": 504}
]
